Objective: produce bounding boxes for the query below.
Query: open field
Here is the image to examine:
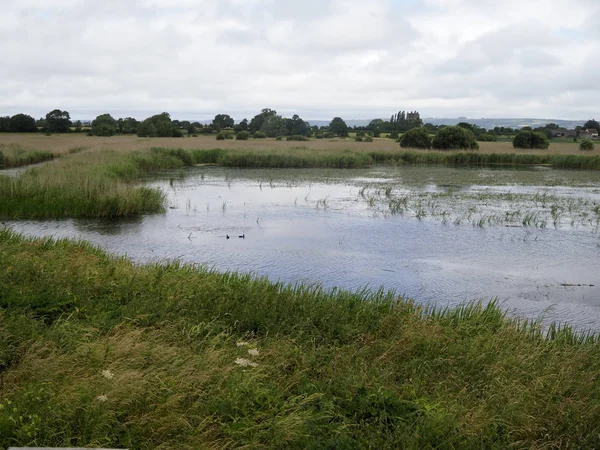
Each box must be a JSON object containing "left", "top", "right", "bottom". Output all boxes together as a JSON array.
[
  {"left": 0, "top": 132, "right": 595, "bottom": 156},
  {"left": 1, "top": 229, "right": 600, "bottom": 449}
]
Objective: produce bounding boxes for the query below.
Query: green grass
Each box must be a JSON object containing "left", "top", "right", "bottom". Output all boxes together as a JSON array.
[
  {"left": 0, "top": 144, "right": 54, "bottom": 168},
  {"left": 0, "top": 149, "right": 187, "bottom": 219},
  {"left": 1, "top": 229, "right": 600, "bottom": 448}
]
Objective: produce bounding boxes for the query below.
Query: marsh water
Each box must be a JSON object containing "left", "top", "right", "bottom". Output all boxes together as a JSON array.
[{"left": 6, "top": 165, "right": 600, "bottom": 328}]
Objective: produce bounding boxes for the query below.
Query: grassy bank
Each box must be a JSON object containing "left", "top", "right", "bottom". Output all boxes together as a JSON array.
[
  {"left": 0, "top": 144, "right": 54, "bottom": 168},
  {"left": 1, "top": 229, "right": 599, "bottom": 449},
  {"left": 0, "top": 149, "right": 187, "bottom": 219},
  {"left": 157, "top": 147, "right": 600, "bottom": 170}
]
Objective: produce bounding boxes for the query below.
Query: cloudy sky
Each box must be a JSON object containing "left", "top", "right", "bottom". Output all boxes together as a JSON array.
[{"left": 1, "top": 0, "right": 599, "bottom": 121}]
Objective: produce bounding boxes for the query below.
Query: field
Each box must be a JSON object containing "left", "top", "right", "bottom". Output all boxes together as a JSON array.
[
  {"left": 0, "top": 132, "right": 594, "bottom": 156},
  {"left": 2, "top": 132, "right": 600, "bottom": 448}
]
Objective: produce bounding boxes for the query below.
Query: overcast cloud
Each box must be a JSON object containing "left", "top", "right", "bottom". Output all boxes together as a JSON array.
[{"left": 1, "top": 0, "right": 599, "bottom": 120}]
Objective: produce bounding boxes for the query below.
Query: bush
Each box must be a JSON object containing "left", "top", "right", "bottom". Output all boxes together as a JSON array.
[
  {"left": 364, "top": 136, "right": 373, "bottom": 142},
  {"left": 432, "top": 126, "right": 479, "bottom": 150},
  {"left": 356, "top": 131, "right": 365, "bottom": 138},
  {"left": 478, "top": 133, "right": 497, "bottom": 142},
  {"left": 275, "top": 136, "right": 283, "bottom": 141},
  {"left": 399, "top": 127, "right": 432, "bottom": 149},
  {"left": 216, "top": 132, "right": 225, "bottom": 140},
  {"left": 580, "top": 139, "right": 595, "bottom": 151},
  {"left": 253, "top": 131, "right": 266, "bottom": 139},
  {"left": 513, "top": 131, "right": 550, "bottom": 149},
  {"left": 224, "top": 132, "right": 234, "bottom": 139},
  {"left": 324, "top": 132, "right": 335, "bottom": 139},
  {"left": 354, "top": 136, "right": 363, "bottom": 142},
  {"left": 286, "top": 135, "right": 309, "bottom": 141},
  {"left": 315, "top": 133, "right": 324, "bottom": 139},
  {"left": 388, "top": 131, "right": 399, "bottom": 139},
  {"left": 236, "top": 131, "right": 249, "bottom": 140}
]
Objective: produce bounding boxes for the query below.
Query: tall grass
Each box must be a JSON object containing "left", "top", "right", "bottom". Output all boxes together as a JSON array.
[
  {"left": 0, "top": 143, "right": 54, "bottom": 168},
  {"left": 1, "top": 229, "right": 600, "bottom": 448},
  {"left": 0, "top": 149, "right": 185, "bottom": 219}
]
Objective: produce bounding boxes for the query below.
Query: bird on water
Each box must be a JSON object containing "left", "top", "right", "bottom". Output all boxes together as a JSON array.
[
  {"left": 239, "top": 234, "right": 245, "bottom": 239},
  {"left": 226, "top": 234, "right": 230, "bottom": 239}
]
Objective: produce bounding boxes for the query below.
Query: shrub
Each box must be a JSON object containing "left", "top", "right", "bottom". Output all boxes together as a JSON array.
[
  {"left": 580, "top": 139, "right": 595, "bottom": 151},
  {"left": 364, "top": 136, "right": 374, "bottom": 142},
  {"left": 388, "top": 131, "right": 399, "bottom": 139},
  {"left": 324, "top": 132, "right": 335, "bottom": 139},
  {"left": 478, "top": 133, "right": 497, "bottom": 142},
  {"left": 216, "top": 132, "right": 225, "bottom": 140},
  {"left": 275, "top": 136, "right": 283, "bottom": 141},
  {"left": 224, "top": 132, "right": 234, "bottom": 139},
  {"left": 513, "top": 131, "right": 550, "bottom": 149},
  {"left": 315, "top": 133, "right": 324, "bottom": 139},
  {"left": 356, "top": 131, "right": 365, "bottom": 138},
  {"left": 236, "top": 131, "right": 249, "bottom": 140},
  {"left": 354, "top": 136, "right": 363, "bottom": 142},
  {"left": 399, "top": 127, "right": 432, "bottom": 149},
  {"left": 253, "top": 131, "right": 266, "bottom": 139},
  {"left": 432, "top": 126, "right": 479, "bottom": 150},
  {"left": 286, "top": 135, "right": 309, "bottom": 141}
]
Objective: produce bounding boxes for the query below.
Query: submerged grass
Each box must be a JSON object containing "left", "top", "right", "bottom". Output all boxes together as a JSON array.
[{"left": 1, "top": 229, "right": 600, "bottom": 448}]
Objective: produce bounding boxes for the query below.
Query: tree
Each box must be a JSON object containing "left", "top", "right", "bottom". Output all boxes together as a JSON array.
[
  {"left": 261, "top": 114, "right": 287, "bottom": 137},
  {"left": 8, "top": 113, "right": 37, "bottom": 132},
  {"left": 432, "top": 126, "right": 479, "bottom": 150},
  {"left": 580, "top": 139, "right": 595, "bottom": 151},
  {"left": 0, "top": 116, "right": 10, "bottom": 132},
  {"left": 583, "top": 119, "right": 600, "bottom": 131},
  {"left": 119, "top": 117, "right": 138, "bottom": 134},
  {"left": 137, "top": 112, "right": 181, "bottom": 137},
  {"left": 287, "top": 114, "right": 310, "bottom": 136},
  {"left": 249, "top": 108, "right": 277, "bottom": 132},
  {"left": 73, "top": 120, "right": 83, "bottom": 132},
  {"left": 399, "top": 127, "right": 431, "bottom": 149},
  {"left": 212, "top": 114, "right": 234, "bottom": 130},
  {"left": 329, "top": 117, "right": 349, "bottom": 137},
  {"left": 512, "top": 131, "right": 549, "bottom": 149},
  {"left": 45, "top": 109, "right": 71, "bottom": 133},
  {"left": 92, "top": 113, "right": 118, "bottom": 136},
  {"left": 234, "top": 118, "right": 249, "bottom": 133}
]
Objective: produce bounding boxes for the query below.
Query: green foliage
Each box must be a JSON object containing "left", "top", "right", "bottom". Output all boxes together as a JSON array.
[
  {"left": 137, "top": 112, "right": 182, "bottom": 138},
  {"left": 0, "top": 144, "right": 54, "bottom": 168},
  {"left": 236, "top": 131, "right": 250, "bottom": 140},
  {"left": 388, "top": 131, "right": 399, "bottom": 139},
  {"left": 364, "top": 136, "right": 374, "bottom": 142},
  {"left": 118, "top": 117, "right": 138, "bottom": 134},
  {"left": 261, "top": 115, "right": 287, "bottom": 138},
  {"left": 216, "top": 132, "right": 225, "bottom": 140},
  {"left": 329, "top": 117, "right": 349, "bottom": 137},
  {"left": 249, "top": 108, "right": 277, "bottom": 132},
  {"left": 91, "top": 113, "right": 118, "bottom": 136},
  {"left": 212, "top": 114, "right": 234, "bottom": 130},
  {"left": 477, "top": 133, "right": 497, "bottom": 142},
  {"left": 354, "top": 136, "right": 363, "bottom": 142},
  {"left": 253, "top": 131, "right": 266, "bottom": 139},
  {"left": 45, "top": 109, "right": 71, "bottom": 133},
  {"left": 583, "top": 119, "right": 600, "bottom": 131},
  {"left": 285, "top": 114, "right": 310, "bottom": 136},
  {"left": 0, "top": 116, "right": 10, "bottom": 132},
  {"left": 1, "top": 231, "right": 600, "bottom": 448},
  {"left": 580, "top": 139, "right": 595, "bottom": 151},
  {"left": 513, "top": 131, "right": 550, "bottom": 149},
  {"left": 8, "top": 113, "right": 37, "bottom": 132},
  {"left": 432, "top": 126, "right": 479, "bottom": 150},
  {"left": 399, "top": 127, "right": 432, "bottom": 149}
]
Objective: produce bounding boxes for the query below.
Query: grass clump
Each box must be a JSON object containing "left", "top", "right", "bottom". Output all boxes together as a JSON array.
[
  {"left": 1, "top": 230, "right": 600, "bottom": 448},
  {"left": 0, "top": 149, "right": 189, "bottom": 219},
  {"left": 0, "top": 144, "right": 55, "bottom": 168}
]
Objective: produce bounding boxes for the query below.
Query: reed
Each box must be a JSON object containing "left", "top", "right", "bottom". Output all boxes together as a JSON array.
[{"left": 1, "top": 229, "right": 600, "bottom": 449}]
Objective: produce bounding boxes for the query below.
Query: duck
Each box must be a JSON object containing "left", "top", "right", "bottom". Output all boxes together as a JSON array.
[
  {"left": 226, "top": 234, "right": 230, "bottom": 239},
  {"left": 239, "top": 234, "right": 245, "bottom": 239}
]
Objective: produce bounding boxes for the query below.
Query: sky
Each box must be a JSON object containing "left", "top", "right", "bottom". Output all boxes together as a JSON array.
[{"left": 1, "top": 0, "right": 599, "bottom": 121}]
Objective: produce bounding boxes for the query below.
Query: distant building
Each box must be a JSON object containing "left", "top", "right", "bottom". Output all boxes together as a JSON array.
[
  {"left": 580, "top": 128, "right": 599, "bottom": 139},
  {"left": 551, "top": 128, "right": 576, "bottom": 138}
]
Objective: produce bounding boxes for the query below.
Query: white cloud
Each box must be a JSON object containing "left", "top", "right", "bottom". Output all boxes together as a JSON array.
[{"left": 0, "top": 0, "right": 598, "bottom": 120}]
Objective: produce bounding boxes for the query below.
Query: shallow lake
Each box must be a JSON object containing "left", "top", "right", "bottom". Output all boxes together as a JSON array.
[{"left": 5, "top": 165, "right": 600, "bottom": 329}]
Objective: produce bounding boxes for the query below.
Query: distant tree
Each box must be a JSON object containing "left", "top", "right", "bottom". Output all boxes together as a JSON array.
[
  {"left": 580, "top": 139, "right": 595, "bottom": 151},
  {"left": 261, "top": 115, "right": 287, "bottom": 137},
  {"left": 422, "top": 123, "right": 439, "bottom": 134},
  {"left": 249, "top": 108, "right": 277, "bottom": 132},
  {"left": 583, "top": 119, "right": 600, "bottom": 131},
  {"left": 0, "top": 116, "right": 10, "bottom": 132},
  {"left": 477, "top": 133, "right": 497, "bottom": 142},
  {"left": 512, "top": 130, "right": 550, "bottom": 149},
  {"left": 399, "top": 127, "right": 432, "bottom": 149},
  {"left": 286, "top": 114, "right": 310, "bottom": 136},
  {"left": 92, "top": 113, "right": 118, "bottom": 136},
  {"left": 532, "top": 127, "right": 552, "bottom": 139},
  {"left": 520, "top": 126, "right": 532, "bottom": 131},
  {"left": 137, "top": 112, "right": 181, "bottom": 137},
  {"left": 236, "top": 130, "right": 250, "bottom": 140},
  {"left": 45, "top": 109, "right": 71, "bottom": 133},
  {"left": 432, "top": 126, "right": 479, "bottom": 150},
  {"left": 329, "top": 117, "right": 349, "bottom": 137},
  {"left": 73, "top": 120, "right": 83, "bottom": 132},
  {"left": 119, "top": 117, "right": 138, "bottom": 134},
  {"left": 36, "top": 118, "right": 47, "bottom": 130},
  {"left": 234, "top": 118, "right": 249, "bottom": 133},
  {"left": 212, "top": 114, "right": 234, "bottom": 130},
  {"left": 8, "top": 113, "right": 37, "bottom": 132}
]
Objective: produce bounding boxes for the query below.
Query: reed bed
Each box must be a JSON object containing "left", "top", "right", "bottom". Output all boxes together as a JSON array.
[
  {"left": 1, "top": 229, "right": 599, "bottom": 449},
  {"left": 0, "top": 143, "right": 54, "bottom": 168}
]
